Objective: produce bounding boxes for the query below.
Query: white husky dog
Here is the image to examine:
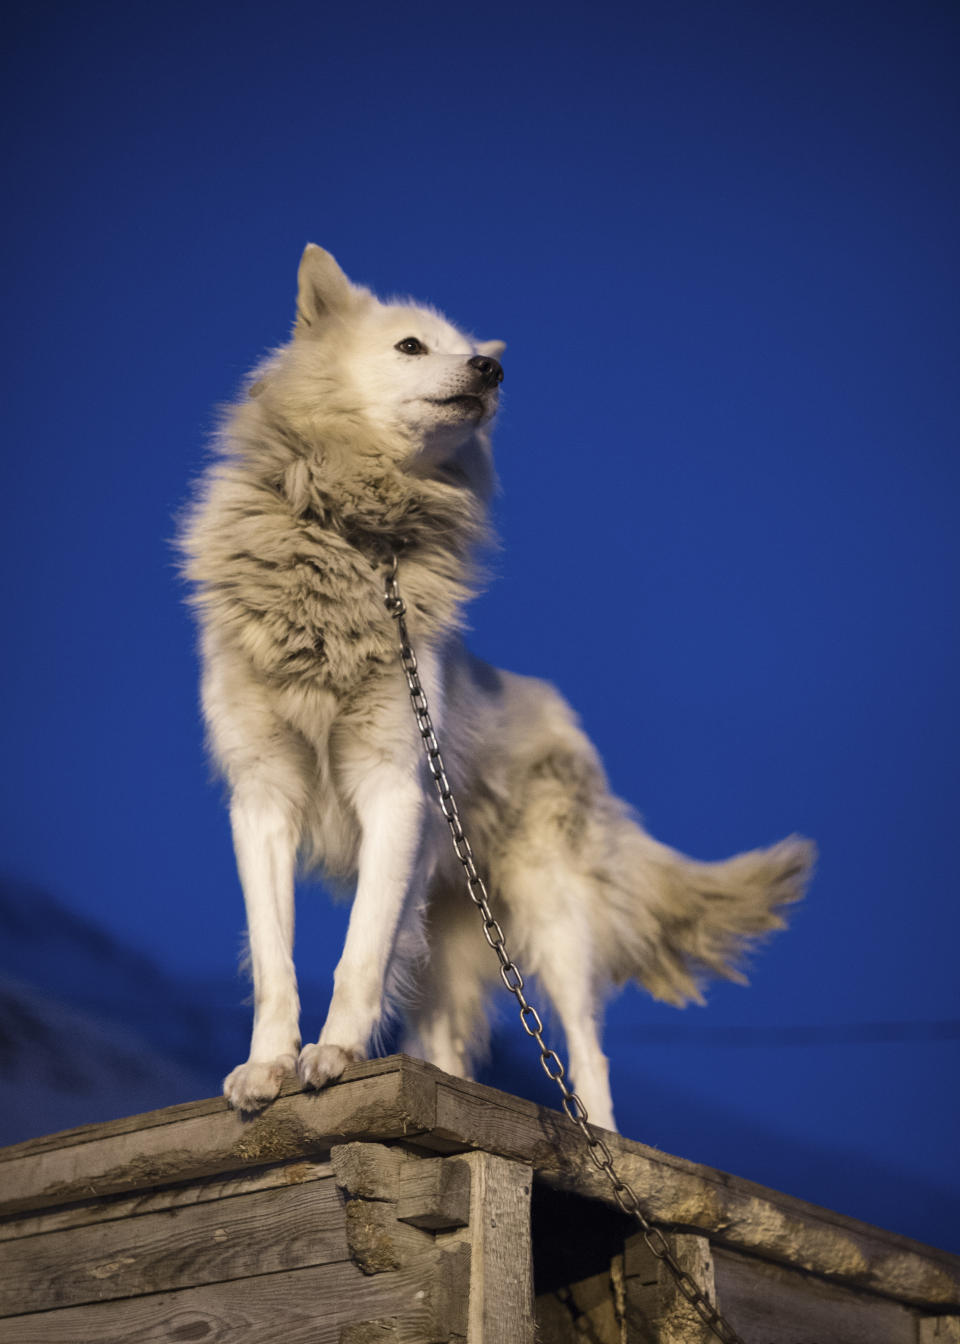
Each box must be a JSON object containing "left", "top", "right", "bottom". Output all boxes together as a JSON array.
[{"left": 180, "top": 246, "right": 813, "bottom": 1131}]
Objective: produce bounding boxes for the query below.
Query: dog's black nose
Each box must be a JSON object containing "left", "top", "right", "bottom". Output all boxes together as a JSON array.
[{"left": 467, "top": 355, "right": 504, "bottom": 388}]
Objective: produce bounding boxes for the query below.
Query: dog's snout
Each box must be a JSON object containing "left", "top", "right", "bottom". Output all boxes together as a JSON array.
[{"left": 467, "top": 354, "right": 504, "bottom": 388}]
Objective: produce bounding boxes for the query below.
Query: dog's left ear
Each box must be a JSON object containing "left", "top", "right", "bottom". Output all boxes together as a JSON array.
[
  {"left": 295, "top": 244, "right": 356, "bottom": 334},
  {"left": 476, "top": 339, "right": 506, "bottom": 360}
]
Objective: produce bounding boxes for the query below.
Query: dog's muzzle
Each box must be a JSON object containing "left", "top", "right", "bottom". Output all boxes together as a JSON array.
[{"left": 467, "top": 355, "right": 504, "bottom": 390}]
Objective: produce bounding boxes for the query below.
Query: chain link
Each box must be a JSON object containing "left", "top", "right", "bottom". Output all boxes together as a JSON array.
[{"left": 384, "top": 555, "right": 745, "bottom": 1344}]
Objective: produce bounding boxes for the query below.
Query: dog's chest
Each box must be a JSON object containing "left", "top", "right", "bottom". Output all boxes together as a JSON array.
[
  {"left": 242, "top": 528, "right": 396, "bottom": 690},
  {"left": 191, "top": 463, "right": 461, "bottom": 697}
]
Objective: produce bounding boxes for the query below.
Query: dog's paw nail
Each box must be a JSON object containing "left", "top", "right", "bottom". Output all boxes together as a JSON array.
[
  {"left": 297, "top": 1043, "right": 356, "bottom": 1089},
  {"left": 223, "top": 1056, "right": 296, "bottom": 1112}
]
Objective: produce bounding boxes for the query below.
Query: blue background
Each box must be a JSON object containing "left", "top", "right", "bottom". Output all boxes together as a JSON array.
[{"left": 2, "top": 1, "right": 957, "bottom": 1251}]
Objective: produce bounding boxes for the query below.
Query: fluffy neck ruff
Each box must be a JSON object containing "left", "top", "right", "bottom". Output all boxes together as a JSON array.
[
  {"left": 180, "top": 387, "right": 495, "bottom": 690},
  {"left": 233, "top": 382, "right": 491, "bottom": 558}
]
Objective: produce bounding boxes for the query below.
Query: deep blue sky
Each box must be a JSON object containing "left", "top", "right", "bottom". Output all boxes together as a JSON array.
[{"left": 2, "top": 2, "right": 958, "bottom": 1248}]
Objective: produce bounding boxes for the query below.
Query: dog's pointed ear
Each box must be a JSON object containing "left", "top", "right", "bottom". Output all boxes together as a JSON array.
[
  {"left": 476, "top": 339, "right": 506, "bottom": 360},
  {"left": 295, "top": 244, "right": 355, "bottom": 333}
]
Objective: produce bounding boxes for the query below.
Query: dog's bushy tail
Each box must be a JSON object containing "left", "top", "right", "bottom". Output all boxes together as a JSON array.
[{"left": 603, "top": 818, "right": 815, "bottom": 1006}]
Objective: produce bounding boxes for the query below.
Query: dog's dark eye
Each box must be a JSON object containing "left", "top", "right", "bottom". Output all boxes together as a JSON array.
[{"left": 395, "top": 337, "right": 428, "bottom": 355}]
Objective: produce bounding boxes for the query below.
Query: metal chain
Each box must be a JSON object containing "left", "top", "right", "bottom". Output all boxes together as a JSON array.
[{"left": 384, "top": 555, "right": 745, "bottom": 1344}]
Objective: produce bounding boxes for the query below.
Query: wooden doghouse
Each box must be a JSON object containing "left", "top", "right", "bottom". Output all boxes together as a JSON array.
[{"left": 0, "top": 1055, "right": 957, "bottom": 1341}]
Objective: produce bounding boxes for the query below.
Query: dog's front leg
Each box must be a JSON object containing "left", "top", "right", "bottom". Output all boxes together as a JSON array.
[
  {"left": 299, "top": 758, "right": 425, "bottom": 1088},
  {"left": 222, "top": 780, "right": 303, "bottom": 1110},
  {"left": 299, "top": 656, "right": 441, "bottom": 1090}
]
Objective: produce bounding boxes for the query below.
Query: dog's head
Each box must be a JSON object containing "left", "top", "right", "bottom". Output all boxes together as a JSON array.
[{"left": 261, "top": 245, "right": 504, "bottom": 465}]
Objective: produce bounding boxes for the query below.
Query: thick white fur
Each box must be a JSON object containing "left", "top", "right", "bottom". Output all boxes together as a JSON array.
[{"left": 180, "top": 246, "right": 814, "bottom": 1131}]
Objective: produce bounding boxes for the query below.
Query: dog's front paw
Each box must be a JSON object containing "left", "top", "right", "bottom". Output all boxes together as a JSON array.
[
  {"left": 297, "top": 1042, "right": 361, "bottom": 1090},
  {"left": 223, "top": 1055, "right": 296, "bottom": 1113}
]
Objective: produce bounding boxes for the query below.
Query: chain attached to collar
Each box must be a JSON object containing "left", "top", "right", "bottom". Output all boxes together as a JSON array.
[{"left": 384, "top": 554, "right": 745, "bottom": 1344}]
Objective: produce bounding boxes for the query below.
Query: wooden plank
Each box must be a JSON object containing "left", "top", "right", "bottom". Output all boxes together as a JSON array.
[
  {"left": 624, "top": 1231, "right": 717, "bottom": 1344},
  {"left": 398, "top": 1155, "right": 471, "bottom": 1230},
  {"left": 0, "top": 1062, "right": 436, "bottom": 1217},
  {"left": 0, "top": 1158, "right": 331, "bottom": 1243},
  {"left": 331, "top": 1142, "right": 401, "bottom": 1202},
  {"left": 328, "top": 1143, "right": 439, "bottom": 1276},
  {"left": 918, "top": 1319, "right": 960, "bottom": 1342},
  {"left": 428, "top": 1244, "right": 471, "bottom": 1343},
  {"left": 422, "top": 1066, "right": 960, "bottom": 1311},
  {"left": 342, "top": 1197, "right": 434, "bottom": 1275},
  {"left": 711, "top": 1244, "right": 919, "bottom": 1344},
  {"left": 0, "top": 1055, "right": 409, "bottom": 1163},
  {"left": 536, "top": 1265, "right": 624, "bottom": 1343},
  {"left": 1, "top": 1053, "right": 956, "bottom": 1312},
  {"left": 340, "top": 1323, "right": 402, "bottom": 1343},
  {"left": 443, "top": 1150, "right": 535, "bottom": 1343},
  {"left": 534, "top": 1291, "right": 582, "bottom": 1344},
  {"left": 0, "top": 1175, "right": 349, "bottom": 1316},
  {"left": 0, "top": 1258, "right": 456, "bottom": 1343}
]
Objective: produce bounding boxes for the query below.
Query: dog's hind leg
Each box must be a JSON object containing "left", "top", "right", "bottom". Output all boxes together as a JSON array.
[
  {"left": 507, "top": 862, "right": 617, "bottom": 1132},
  {"left": 403, "top": 887, "right": 492, "bottom": 1079}
]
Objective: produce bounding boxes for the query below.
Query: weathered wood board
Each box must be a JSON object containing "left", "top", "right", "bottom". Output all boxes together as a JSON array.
[
  {"left": 0, "top": 1260, "right": 451, "bottom": 1343},
  {"left": 1, "top": 1053, "right": 957, "bottom": 1343},
  {"left": 0, "top": 1058, "right": 434, "bottom": 1216},
  {"left": 711, "top": 1243, "right": 921, "bottom": 1344},
  {"left": 442, "top": 1151, "right": 535, "bottom": 1342},
  {"left": 0, "top": 1174, "right": 347, "bottom": 1316}
]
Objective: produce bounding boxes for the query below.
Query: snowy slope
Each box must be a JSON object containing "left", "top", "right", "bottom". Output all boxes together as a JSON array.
[
  {"left": 0, "top": 975, "right": 213, "bottom": 1145},
  {"left": 0, "top": 880, "right": 250, "bottom": 1144}
]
